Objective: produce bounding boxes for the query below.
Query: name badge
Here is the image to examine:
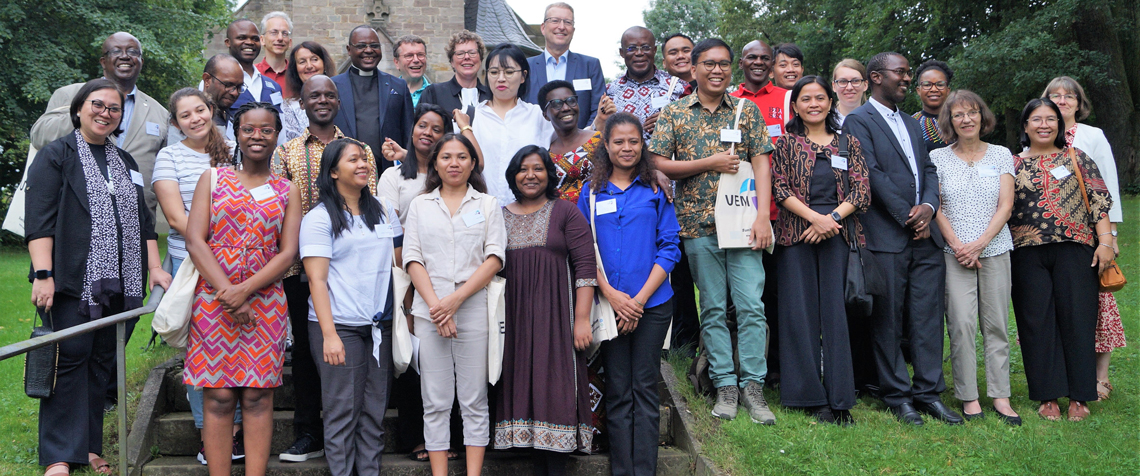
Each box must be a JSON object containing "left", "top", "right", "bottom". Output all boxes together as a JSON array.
[
  {"left": 720, "top": 129, "right": 742, "bottom": 143},
  {"left": 462, "top": 209, "right": 485, "bottom": 227},
  {"left": 651, "top": 95, "right": 671, "bottom": 110},
  {"left": 978, "top": 165, "right": 1000, "bottom": 177},
  {"left": 831, "top": 155, "right": 848, "bottom": 171},
  {"left": 596, "top": 199, "right": 618, "bottom": 215},
  {"left": 376, "top": 223, "right": 398, "bottom": 238},
  {"left": 146, "top": 122, "right": 162, "bottom": 137},
  {"left": 573, "top": 78, "right": 592, "bottom": 91},
  {"left": 1049, "top": 165, "right": 1071, "bottom": 180},
  {"left": 270, "top": 91, "right": 283, "bottom": 105},
  {"left": 249, "top": 184, "right": 275, "bottom": 202},
  {"left": 766, "top": 124, "right": 783, "bottom": 138},
  {"left": 130, "top": 170, "right": 144, "bottom": 186}
]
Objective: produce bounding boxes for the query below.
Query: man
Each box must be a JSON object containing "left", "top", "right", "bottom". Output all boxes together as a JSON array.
[
  {"left": 332, "top": 25, "right": 414, "bottom": 174},
  {"left": 523, "top": 2, "right": 605, "bottom": 129},
  {"left": 770, "top": 43, "right": 804, "bottom": 90},
  {"left": 661, "top": 33, "right": 695, "bottom": 97},
  {"left": 202, "top": 54, "right": 246, "bottom": 135},
  {"left": 650, "top": 39, "right": 776, "bottom": 425},
  {"left": 30, "top": 32, "right": 169, "bottom": 215},
  {"left": 606, "top": 26, "right": 684, "bottom": 138},
  {"left": 393, "top": 35, "right": 431, "bottom": 106},
  {"left": 226, "top": 19, "right": 284, "bottom": 113},
  {"left": 271, "top": 75, "right": 382, "bottom": 462},
  {"left": 256, "top": 12, "right": 293, "bottom": 93},
  {"left": 842, "top": 52, "right": 961, "bottom": 426}
]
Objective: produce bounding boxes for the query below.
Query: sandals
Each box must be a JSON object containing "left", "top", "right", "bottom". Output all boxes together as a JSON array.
[
  {"left": 408, "top": 448, "right": 460, "bottom": 462},
  {"left": 88, "top": 454, "right": 112, "bottom": 475},
  {"left": 1068, "top": 401, "right": 1090, "bottom": 422},
  {"left": 1097, "top": 380, "right": 1113, "bottom": 401},
  {"left": 44, "top": 462, "right": 69, "bottom": 476},
  {"left": 1037, "top": 400, "right": 1061, "bottom": 421}
]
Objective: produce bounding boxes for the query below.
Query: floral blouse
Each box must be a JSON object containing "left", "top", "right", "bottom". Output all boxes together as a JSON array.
[
  {"left": 553, "top": 131, "right": 601, "bottom": 204},
  {"left": 771, "top": 133, "right": 871, "bottom": 246},
  {"left": 1010, "top": 148, "right": 1112, "bottom": 248}
]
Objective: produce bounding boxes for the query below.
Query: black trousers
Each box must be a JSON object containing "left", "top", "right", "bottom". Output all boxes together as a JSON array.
[
  {"left": 869, "top": 238, "right": 947, "bottom": 407},
  {"left": 604, "top": 301, "right": 671, "bottom": 476},
  {"left": 776, "top": 237, "right": 855, "bottom": 410},
  {"left": 284, "top": 275, "right": 323, "bottom": 441},
  {"left": 669, "top": 241, "right": 700, "bottom": 353},
  {"left": 38, "top": 293, "right": 124, "bottom": 466},
  {"left": 1011, "top": 242, "right": 1098, "bottom": 402}
]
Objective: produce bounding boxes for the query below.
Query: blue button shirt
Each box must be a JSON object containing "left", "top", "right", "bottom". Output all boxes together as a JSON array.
[
  {"left": 577, "top": 179, "right": 681, "bottom": 308},
  {"left": 544, "top": 49, "right": 568, "bottom": 81}
]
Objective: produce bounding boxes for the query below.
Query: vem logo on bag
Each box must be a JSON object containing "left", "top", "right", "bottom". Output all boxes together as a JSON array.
[{"left": 723, "top": 178, "right": 757, "bottom": 208}]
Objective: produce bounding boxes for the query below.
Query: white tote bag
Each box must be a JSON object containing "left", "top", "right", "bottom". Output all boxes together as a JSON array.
[
  {"left": 714, "top": 98, "right": 773, "bottom": 251},
  {"left": 390, "top": 252, "right": 414, "bottom": 376},
  {"left": 152, "top": 168, "right": 217, "bottom": 348},
  {"left": 486, "top": 275, "right": 507, "bottom": 384},
  {"left": 3, "top": 146, "right": 38, "bottom": 236},
  {"left": 586, "top": 191, "right": 620, "bottom": 357}
]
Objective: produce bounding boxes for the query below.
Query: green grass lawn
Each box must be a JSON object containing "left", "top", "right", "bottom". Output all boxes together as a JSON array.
[{"left": 671, "top": 197, "right": 1140, "bottom": 475}]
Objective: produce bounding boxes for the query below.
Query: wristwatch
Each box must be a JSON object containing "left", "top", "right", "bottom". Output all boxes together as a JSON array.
[
  {"left": 830, "top": 211, "right": 842, "bottom": 222},
  {"left": 1111, "top": 230, "right": 1118, "bottom": 237},
  {"left": 34, "top": 269, "right": 53, "bottom": 280}
]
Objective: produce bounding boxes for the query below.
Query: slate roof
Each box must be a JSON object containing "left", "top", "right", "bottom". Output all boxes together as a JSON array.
[{"left": 467, "top": 0, "right": 542, "bottom": 54}]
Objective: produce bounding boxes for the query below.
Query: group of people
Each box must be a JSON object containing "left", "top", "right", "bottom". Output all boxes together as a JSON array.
[{"left": 23, "top": 2, "right": 1125, "bottom": 476}]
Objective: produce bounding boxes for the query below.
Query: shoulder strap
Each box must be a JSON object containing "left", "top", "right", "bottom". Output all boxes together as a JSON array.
[
  {"left": 1069, "top": 148, "right": 1092, "bottom": 214},
  {"left": 730, "top": 98, "right": 746, "bottom": 156},
  {"left": 589, "top": 189, "right": 607, "bottom": 275}
]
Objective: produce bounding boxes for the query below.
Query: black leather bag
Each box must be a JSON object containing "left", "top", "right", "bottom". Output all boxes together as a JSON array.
[
  {"left": 837, "top": 133, "right": 884, "bottom": 316},
  {"left": 24, "top": 310, "right": 58, "bottom": 399}
]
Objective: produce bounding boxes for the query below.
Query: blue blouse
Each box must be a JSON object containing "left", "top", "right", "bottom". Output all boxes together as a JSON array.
[{"left": 577, "top": 179, "right": 681, "bottom": 308}]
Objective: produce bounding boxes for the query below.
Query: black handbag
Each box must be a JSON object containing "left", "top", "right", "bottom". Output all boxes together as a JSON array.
[
  {"left": 24, "top": 310, "right": 58, "bottom": 399},
  {"left": 837, "top": 133, "right": 884, "bottom": 316}
]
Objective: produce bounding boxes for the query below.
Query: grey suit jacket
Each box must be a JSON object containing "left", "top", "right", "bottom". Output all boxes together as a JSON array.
[{"left": 30, "top": 83, "right": 170, "bottom": 214}]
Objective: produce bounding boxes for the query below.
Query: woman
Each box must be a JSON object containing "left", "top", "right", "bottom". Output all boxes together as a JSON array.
[
  {"left": 539, "top": 80, "right": 608, "bottom": 203},
  {"left": 577, "top": 113, "right": 679, "bottom": 476},
  {"left": 911, "top": 60, "right": 952, "bottom": 152},
  {"left": 831, "top": 59, "right": 867, "bottom": 126},
  {"left": 152, "top": 88, "right": 243, "bottom": 464},
  {"left": 403, "top": 134, "right": 506, "bottom": 476},
  {"left": 472, "top": 43, "right": 554, "bottom": 205},
  {"left": 184, "top": 102, "right": 302, "bottom": 475},
  {"left": 300, "top": 138, "right": 402, "bottom": 475},
  {"left": 420, "top": 30, "right": 492, "bottom": 131},
  {"left": 770, "top": 76, "right": 869, "bottom": 426},
  {"left": 930, "top": 90, "right": 1020, "bottom": 426},
  {"left": 281, "top": 42, "right": 337, "bottom": 142},
  {"left": 495, "top": 146, "right": 597, "bottom": 475},
  {"left": 26, "top": 78, "right": 172, "bottom": 476},
  {"left": 1009, "top": 98, "right": 1113, "bottom": 422},
  {"left": 1042, "top": 76, "right": 1126, "bottom": 401}
]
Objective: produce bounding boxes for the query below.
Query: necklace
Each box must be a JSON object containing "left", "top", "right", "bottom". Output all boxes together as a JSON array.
[{"left": 954, "top": 143, "right": 986, "bottom": 166}]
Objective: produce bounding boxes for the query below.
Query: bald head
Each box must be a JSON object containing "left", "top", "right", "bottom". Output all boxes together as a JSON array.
[
  {"left": 100, "top": 32, "right": 143, "bottom": 89},
  {"left": 740, "top": 40, "right": 774, "bottom": 90},
  {"left": 203, "top": 54, "right": 244, "bottom": 110},
  {"left": 619, "top": 26, "right": 657, "bottom": 80}
]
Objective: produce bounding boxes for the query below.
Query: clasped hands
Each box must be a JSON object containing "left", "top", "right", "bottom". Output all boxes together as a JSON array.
[{"left": 605, "top": 288, "right": 643, "bottom": 335}]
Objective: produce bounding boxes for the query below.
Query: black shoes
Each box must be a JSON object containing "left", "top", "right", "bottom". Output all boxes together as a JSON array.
[
  {"left": 915, "top": 400, "right": 964, "bottom": 425},
  {"left": 280, "top": 433, "right": 324, "bottom": 462},
  {"left": 888, "top": 402, "right": 924, "bottom": 426},
  {"left": 833, "top": 409, "right": 856, "bottom": 427},
  {"left": 993, "top": 407, "right": 1023, "bottom": 427},
  {"left": 963, "top": 409, "right": 985, "bottom": 421}
]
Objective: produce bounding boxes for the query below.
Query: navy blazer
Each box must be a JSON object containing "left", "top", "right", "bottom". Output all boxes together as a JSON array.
[
  {"left": 330, "top": 70, "right": 415, "bottom": 152},
  {"left": 842, "top": 101, "right": 944, "bottom": 253},
  {"left": 523, "top": 51, "right": 605, "bottom": 129},
  {"left": 229, "top": 73, "right": 284, "bottom": 114}
]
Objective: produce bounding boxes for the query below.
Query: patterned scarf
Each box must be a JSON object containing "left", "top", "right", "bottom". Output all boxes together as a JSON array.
[
  {"left": 1064, "top": 123, "right": 1079, "bottom": 148},
  {"left": 75, "top": 130, "right": 144, "bottom": 318}
]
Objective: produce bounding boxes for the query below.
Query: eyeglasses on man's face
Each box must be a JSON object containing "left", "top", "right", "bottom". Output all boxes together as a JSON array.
[
  {"left": 699, "top": 61, "right": 732, "bottom": 72},
  {"left": 207, "top": 73, "right": 246, "bottom": 94}
]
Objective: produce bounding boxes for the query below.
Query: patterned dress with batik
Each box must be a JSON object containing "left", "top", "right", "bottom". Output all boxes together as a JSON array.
[
  {"left": 553, "top": 132, "right": 601, "bottom": 204},
  {"left": 184, "top": 168, "right": 291, "bottom": 388},
  {"left": 494, "top": 199, "right": 597, "bottom": 453}
]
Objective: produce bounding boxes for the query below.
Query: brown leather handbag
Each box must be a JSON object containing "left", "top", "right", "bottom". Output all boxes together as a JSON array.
[{"left": 1069, "top": 149, "right": 1126, "bottom": 292}]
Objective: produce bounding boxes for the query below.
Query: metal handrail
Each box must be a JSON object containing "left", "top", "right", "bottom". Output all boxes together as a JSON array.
[{"left": 0, "top": 285, "right": 165, "bottom": 476}]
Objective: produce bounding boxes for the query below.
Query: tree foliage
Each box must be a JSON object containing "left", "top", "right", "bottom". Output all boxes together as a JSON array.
[{"left": 643, "top": 0, "right": 721, "bottom": 44}]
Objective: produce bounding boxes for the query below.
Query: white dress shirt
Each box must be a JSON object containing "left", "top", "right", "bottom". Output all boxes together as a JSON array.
[
  {"left": 869, "top": 97, "right": 921, "bottom": 204},
  {"left": 471, "top": 100, "right": 554, "bottom": 204}
]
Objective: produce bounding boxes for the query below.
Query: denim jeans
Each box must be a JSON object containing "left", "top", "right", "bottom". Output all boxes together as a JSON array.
[{"left": 684, "top": 235, "right": 768, "bottom": 389}]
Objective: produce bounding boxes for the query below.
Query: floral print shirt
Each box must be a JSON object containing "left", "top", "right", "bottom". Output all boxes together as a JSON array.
[
  {"left": 771, "top": 133, "right": 870, "bottom": 246},
  {"left": 554, "top": 131, "right": 601, "bottom": 204},
  {"left": 1010, "top": 148, "right": 1111, "bottom": 248}
]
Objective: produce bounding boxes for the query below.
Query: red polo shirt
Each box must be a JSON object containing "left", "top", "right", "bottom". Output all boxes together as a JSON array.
[
  {"left": 730, "top": 82, "right": 787, "bottom": 220},
  {"left": 256, "top": 58, "right": 289, "bottom": 96}
]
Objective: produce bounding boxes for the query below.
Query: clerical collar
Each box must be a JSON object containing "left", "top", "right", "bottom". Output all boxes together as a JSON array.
[{"left": 350, "top": 65, "right": 375, "bottom": 77}]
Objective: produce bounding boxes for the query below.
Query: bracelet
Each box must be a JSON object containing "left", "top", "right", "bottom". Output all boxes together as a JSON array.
[
  {"left": 460, "top": 125, "right": 473, "bottom": 133},
  {"left": 1099, "top": 243, "right": 1114, "bottom": 250},
  {"left": 634, "top": 298, "right": 644, "bottom": 307},
  {"left": 1099, "top": 231, "right": 1113, "bottom": 237}
]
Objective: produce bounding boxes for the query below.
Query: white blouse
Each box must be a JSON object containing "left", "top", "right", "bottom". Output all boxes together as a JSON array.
[
  {"left": 1072, "top": 124, "right": 1123, "bottom": 222},
  {"left": 472, "top": 100, "right": 553, "bottom": 205},
  {"left": 377, "top": 166, "right": 427, "bottom": 224},
  {"left": 930, "top": 143, "right": 1015, "bottom": 258}
]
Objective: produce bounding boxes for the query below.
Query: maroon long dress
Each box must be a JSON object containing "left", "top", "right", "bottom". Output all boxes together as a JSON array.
[{"left": 494, "top": 199, "right": 597, "bottom": 453}]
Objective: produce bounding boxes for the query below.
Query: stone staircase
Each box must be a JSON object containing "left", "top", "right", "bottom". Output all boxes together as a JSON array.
[{"left": 130, "top": 358, "right": 696, "bottom": 475}]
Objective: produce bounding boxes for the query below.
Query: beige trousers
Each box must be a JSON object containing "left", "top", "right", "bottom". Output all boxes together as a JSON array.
[{"left": 944, "top": 252, "right": 1012, "bottom": 401}]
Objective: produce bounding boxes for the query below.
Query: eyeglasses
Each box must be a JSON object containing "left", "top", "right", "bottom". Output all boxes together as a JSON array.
[
  {"left": 876, "top": 67, "right": 912, "bottom": 78},
  {"left": 545, "top": 96, "right": 579, "bottom": 111},
  {"left": 624, "top": 45, "right": 655, "bottom": 55},
  {"left": 833, "top": 78, "right": 865, "bottom": 88},
  {"left": 453, "top": 50, "right": 480, "bottom": 60},
  {"left": 104, "top": 48, "right": 142, "bottom": 59},
  {"left": 1047, "top": 93, "right": 1078, "bottom": 102},
  {"left": 918, "top": 81, "right": 948, "bottom": 91},
  {"left": 544, "top": 17, "right": 574, "bottom": 27},
  {"left": 699, "top": 61, "right": 732, "bottom": 71},
  {"left": 350, "top": 43, "right": 383, "bottom": 51},
  {"left": 951, "top": 110, "right": 980, "bottom": 121},
  {"left": 400, "top": 52, "right": 427, "bottom": 61},
  {"left": 1028, "top": 116, "right": 1058, "bottom": 125},
  {"left": 87, "top": 99, "right": 122, "bottom": 116},
  {"left": 239, "top": 125, "right": 277, "bottom": 136},
  {"left": 264, "top": 29, "right": 291, "bottom": 38},
  {"left": 206, "top": 73, "right": 246, "bottom": 94},
  {"left": 487, "top": 68, "right": 519, "bottom": 78}
]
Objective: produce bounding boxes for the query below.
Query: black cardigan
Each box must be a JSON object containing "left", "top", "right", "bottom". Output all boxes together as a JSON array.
[
  {"left": 25, "top": 132, "right": 157, "bottom": 298},
  {"left": 419, "top": 76, "right": 492, "bottom": 132}
]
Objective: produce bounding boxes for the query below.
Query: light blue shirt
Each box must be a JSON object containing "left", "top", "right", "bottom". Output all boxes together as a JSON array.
[
  {"left": 116, "top": 86, "right": 138, "bottom": 147},
  {"left": 544, "top": 49, "right": 569, "bottom": 81},
  {"left": 868, "top": 97, "right": 920, "bottom": 204}
]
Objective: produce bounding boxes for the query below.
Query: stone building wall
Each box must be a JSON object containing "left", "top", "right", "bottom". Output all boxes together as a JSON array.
[{"left": 205, "top": 0, "right": 465, "bottom": 83}]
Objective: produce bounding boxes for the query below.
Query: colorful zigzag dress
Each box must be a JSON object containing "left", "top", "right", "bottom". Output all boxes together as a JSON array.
[{"left": 184, "top": 167, "right": 291, "bottom": 388}]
